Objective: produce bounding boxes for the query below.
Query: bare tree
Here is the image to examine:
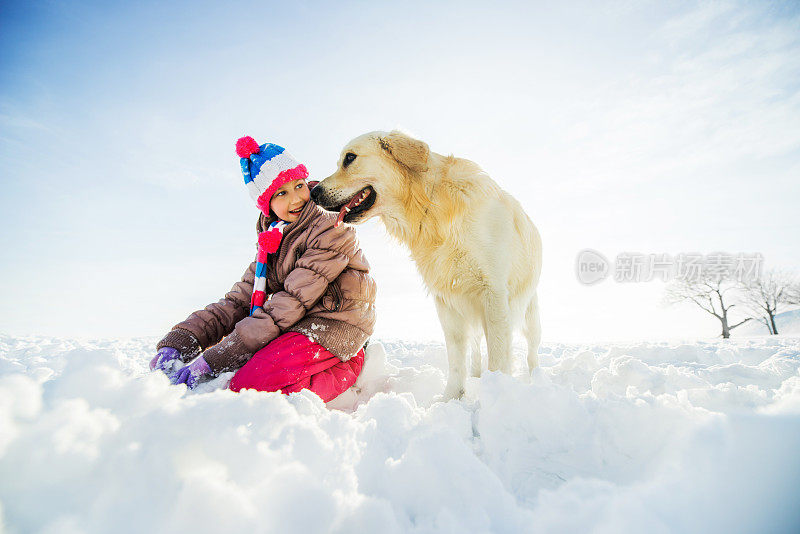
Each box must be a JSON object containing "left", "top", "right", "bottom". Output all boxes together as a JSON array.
[
  {"left": 664, "top": 273, "right": 751, "bottom": 339},
  {"left": 739, "top": 269, "right": 800, "bottom": 335}
]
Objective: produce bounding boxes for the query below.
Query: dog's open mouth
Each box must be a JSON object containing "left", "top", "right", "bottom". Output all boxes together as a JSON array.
[{"left": 333, "top": 186, "right": 376, "bottom": 227}]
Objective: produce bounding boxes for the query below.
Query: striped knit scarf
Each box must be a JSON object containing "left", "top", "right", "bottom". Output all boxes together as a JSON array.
[{"left": 250, "top": 220, "right": 288, "bottom": 316}]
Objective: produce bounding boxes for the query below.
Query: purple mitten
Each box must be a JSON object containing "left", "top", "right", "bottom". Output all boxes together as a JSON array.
[
  {"left": 150, "top": 347, "right": 180, "bottom": 372},
  {"left": 169, "top": 356, "right": 212, "bottom": 389}
]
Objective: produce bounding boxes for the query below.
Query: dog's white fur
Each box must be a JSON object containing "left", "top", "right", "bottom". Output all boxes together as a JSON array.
[{"left": 312, "top": 130, "right": 542, "bottom": 400}]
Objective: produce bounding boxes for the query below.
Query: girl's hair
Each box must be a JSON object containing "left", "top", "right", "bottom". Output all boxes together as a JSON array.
[{"left": 258, "top": 211, "right": 277, "bottom": 232}]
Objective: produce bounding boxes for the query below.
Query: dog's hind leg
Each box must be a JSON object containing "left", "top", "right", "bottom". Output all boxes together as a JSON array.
[
  {"left": 523, "top": 292, "right": 542, "bottom": 371},
  {"left": 469, "top": 334, "right": 483, "bottom": 378},
  {"left": 435, "top": 296, "right": 469, "bottom": 400},
  {"left": 482, "top": 289, "right": 513, "bottom": 375}
]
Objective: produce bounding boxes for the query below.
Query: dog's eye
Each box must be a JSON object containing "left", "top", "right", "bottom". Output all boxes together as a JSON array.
[{"left": 343, "top": 152, "right": 357, "bottom": 168}]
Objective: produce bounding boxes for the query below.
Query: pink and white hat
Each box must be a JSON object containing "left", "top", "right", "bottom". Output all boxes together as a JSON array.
[{"left": 236, "top": 136, "right": 309, "bottom": 216}]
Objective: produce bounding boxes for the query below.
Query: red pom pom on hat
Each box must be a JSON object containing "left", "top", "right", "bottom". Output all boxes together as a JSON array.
[{"left": 236, "top": 136, "right": 261, "bottom": 158}]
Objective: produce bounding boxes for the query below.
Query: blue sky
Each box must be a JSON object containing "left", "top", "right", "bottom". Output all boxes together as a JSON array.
[{"left": 2, "top": 0, "right": 799, "bottom": 342}]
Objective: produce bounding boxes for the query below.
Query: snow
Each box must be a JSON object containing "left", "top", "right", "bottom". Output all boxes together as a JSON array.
[
  {"left": 1, "top": 334, "right": 799, "bottom": 533},
  {"left": 736, "top": 309, "right": 800, "bottom": 337}
]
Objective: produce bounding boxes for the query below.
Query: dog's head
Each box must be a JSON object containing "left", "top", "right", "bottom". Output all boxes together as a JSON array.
[{"left": 311, "top": 130, "right": 430, "bottom": 226}]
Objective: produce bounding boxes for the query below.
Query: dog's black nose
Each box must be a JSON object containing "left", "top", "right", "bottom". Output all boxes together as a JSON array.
[{"left": 310, "top": 185, "right": 322, "bottom": 203}]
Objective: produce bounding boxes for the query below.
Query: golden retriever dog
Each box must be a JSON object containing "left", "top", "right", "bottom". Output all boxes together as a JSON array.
[{"left": 311, "top": 130, "right": 542, "bottom": 400}]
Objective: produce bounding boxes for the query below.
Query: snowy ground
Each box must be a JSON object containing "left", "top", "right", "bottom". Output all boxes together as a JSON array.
[
  {"left": 1, "top": 334, "right": 799, "bottom": 533},
  {"left": 736, "top": 309, "right": 800, "bottom": 337}
]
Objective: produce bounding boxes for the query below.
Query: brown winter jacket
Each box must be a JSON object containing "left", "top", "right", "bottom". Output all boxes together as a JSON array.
[{"left": 157, "top": 200, "right": 377, "bottom": 375}]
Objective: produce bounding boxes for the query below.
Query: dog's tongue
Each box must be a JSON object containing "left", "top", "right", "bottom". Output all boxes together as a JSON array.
[
  {"left": 335, "top": 194, "right": 364, "bottom": 228},
  {"left": 335, "top": 209, "right": 347, "bottom": 228}
]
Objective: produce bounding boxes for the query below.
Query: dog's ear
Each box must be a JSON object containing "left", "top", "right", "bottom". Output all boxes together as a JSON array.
[{"left": 379, "top": 130, "right": 429, "bottom": 173}]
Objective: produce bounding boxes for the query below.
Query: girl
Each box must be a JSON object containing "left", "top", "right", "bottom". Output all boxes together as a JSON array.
[{"left": 150, "top": 136, "right": 376, "bottom": 403}]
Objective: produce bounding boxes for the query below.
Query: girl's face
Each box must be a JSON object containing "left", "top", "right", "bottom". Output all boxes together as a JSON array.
[{"left": 270, "top": 179, "right": 310, "bottom": 222}]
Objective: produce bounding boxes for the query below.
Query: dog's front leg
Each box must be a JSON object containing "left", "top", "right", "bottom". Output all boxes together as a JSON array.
[
  {"left": 482, "top": 290, "right": 513, "bottom": 375},
  {"left": 434, "top": 296, "right": 468, "bottom": 401},
  {"left": 469, "top": 336, "right": 483, "bottom": 378},
  {"left": 524, "top": 292, "right": 542, "bottom": 372}
]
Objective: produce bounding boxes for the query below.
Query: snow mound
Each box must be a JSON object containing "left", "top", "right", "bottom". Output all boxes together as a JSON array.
[
  {"left": 1, "top": 334, "right": 799, "bottom": 533},
  {"left": 736, "top": 309, "right": 800, "bottom": 337}
]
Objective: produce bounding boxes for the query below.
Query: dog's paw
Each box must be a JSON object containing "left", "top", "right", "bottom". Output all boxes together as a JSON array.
[
  {"left": 435, "top": 387, "right": 466, "bottom": 403},
  {"left": 529, "top": 365, "right": 551, "bottom": 386}
]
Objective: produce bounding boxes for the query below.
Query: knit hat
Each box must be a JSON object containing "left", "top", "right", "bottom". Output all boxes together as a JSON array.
[{"left": 235, "top": 136, "right": 309, "bottom": 216}]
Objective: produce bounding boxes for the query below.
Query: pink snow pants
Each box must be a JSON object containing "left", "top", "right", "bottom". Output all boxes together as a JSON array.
[{"left": 228, "top": 332, "right": 364, "bottom": 403}]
